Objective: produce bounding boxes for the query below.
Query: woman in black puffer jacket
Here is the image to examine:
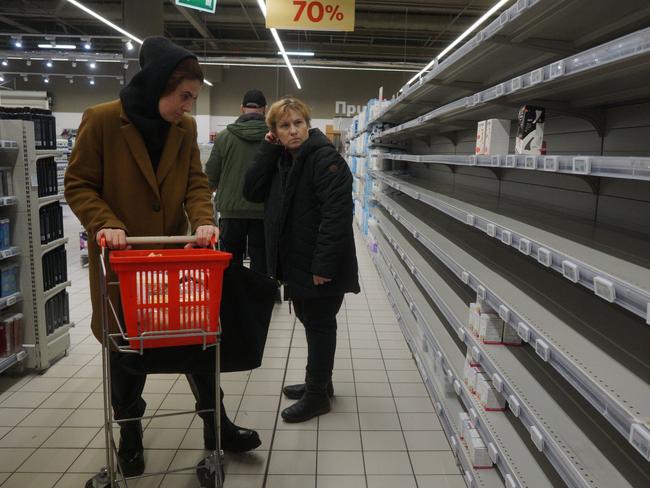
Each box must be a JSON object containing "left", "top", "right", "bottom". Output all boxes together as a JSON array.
[{"left": 244, "top": 97, "right": 360, "bottom": 423}]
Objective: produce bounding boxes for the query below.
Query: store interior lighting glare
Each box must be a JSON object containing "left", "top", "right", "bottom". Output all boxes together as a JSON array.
[
  {"left": 46, "top": 59, "right": 53, "bottom": 68},
  {"left": 406, "top": 0, "right": 511, "bottom": 87},
  {"left": 1, "top": 59, "right": 7, "bottom": 67},
  {"left": 279, "top": 51, "right": 315, "bottom": 57},
  {"left": 38, "top": 43, "right": 77, "bottom": 50},
  {"left": 256, "top": 0, "right": 302, "bottom": 89},
  {"left": 89, "top": 61, "right": 96, "bottom": 69},
  {"left": 65, "top": 0, "right": 213, "bottom": 87},
  {"left": 12, "top": 37, "right": 22, "bottom": 48}
]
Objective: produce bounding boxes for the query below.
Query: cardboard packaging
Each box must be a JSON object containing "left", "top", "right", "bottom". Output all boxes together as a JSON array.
[
  {"left": 502, "top": 323, "right": 522, "bottom": 345},
  {"left": 483, "top": 119, "right": 511, "bottom": 155},
  {"left": 468, "top": 303, "right": 481, "bottom": 336},
  {"left": 515, "top": 105, "right": 546, "bottom": 155},
  {"left": 475, "top": 120, "right": 486, "bottom": 155},
  {"left": 479, "top": 313, "right": 504, "bottom": 344},
  {"left": 477, "top": 376, "right": 507, "bottom": 411},
  {"left": 468, "top": 433, "right": 493, "bottom": 468}
]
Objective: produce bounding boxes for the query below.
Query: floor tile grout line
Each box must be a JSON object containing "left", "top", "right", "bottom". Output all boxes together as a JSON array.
[
  {"left": 260, "top": 308, "right": 298, "bottom": 488},
  {"left": 361, "top": 235, "right": 421, "bottom": 486}
]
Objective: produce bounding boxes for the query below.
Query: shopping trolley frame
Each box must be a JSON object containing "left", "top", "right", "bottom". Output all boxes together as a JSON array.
[{"left": 88, "top": 235, "right": 225, "bottom": 488}]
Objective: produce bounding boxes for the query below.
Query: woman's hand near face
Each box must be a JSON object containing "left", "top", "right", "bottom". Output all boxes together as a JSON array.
[
  {"left": 194, "top": 225, "right": 219, "bottom": 247},
  {"left": 265, "top": 131, "right": 280, "bottom": 144}
]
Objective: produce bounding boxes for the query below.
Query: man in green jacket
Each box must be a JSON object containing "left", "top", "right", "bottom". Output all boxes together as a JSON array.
[{"left": 206, "top": 89, "right": 268, "bottom": 273}]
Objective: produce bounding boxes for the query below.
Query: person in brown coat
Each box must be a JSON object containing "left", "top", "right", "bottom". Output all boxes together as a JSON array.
[{"left": 64, "top": 37, "right": 260, "bottom": 479}]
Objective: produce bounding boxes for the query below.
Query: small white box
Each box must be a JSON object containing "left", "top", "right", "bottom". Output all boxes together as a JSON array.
[
  {"left": 458, "top": 412, "right": 470, "bottom": 436},
  {"left": 502, "top": 323, "right": 522, "bottom": 345},
  {"left": 475, "top": 120, "right": 487, "bottom": 155},
  {"left": 466, "top": 349, "right": 480, "bottom": 367},
  {"left": 477, "top": 377, "right": 507, "bottom": 411},
  {"left": 468, "top": 303, "right": 481, "bottom": 336},
  {"left": 483, "top": 119, "right": 511, "bottom": 155},
  {"left": 462, "top": 418, "right": 475, "bottom": 443},
  {"left": 468, "top": 435, "right": 493, "bottom": 468},
  {"left": 479, "top": 313, "right": 504, "bottom": 344}
]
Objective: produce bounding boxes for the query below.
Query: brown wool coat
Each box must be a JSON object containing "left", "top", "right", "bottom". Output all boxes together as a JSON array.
[{"left": 64, "top": 99, "right": 215, "bottom": 343}]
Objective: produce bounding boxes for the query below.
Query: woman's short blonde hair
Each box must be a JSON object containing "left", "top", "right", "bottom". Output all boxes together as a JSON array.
[{"left": 266, "top": 97, "right": 312, "bottom": 130}]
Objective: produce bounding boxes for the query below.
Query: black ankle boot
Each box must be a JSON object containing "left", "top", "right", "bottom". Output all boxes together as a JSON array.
[
  {"left": 117, "top": 421, "right": 144, "bottom": 478},
  {"left": 203, "top": 414, "right": 261, "bottom": 453},
  {"left": 281, "top": 381, "right": 331, "bottom": 423},
  {"left": 282, "top": 381, "right": 334, "bottom": 400}
]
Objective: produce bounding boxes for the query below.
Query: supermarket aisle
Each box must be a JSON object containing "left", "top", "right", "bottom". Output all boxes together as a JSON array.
[{"left": 0, "top": 207, "right": 462, "bottom": 488}]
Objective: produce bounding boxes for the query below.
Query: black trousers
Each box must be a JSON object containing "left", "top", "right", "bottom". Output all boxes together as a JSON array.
[
  {"left": 109, "top": 351, "right": 219, "bottom": 430},
  {"left": 219, "top": 218, "right": 266, "bottom": 274},
  {"left": 293, "top": 294, "right": 345, "bottom": 384}
]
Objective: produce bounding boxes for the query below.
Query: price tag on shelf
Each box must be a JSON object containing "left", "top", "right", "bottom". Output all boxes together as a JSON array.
[{"left": 267, "top": 0, "right": 355, "bottom": 31}]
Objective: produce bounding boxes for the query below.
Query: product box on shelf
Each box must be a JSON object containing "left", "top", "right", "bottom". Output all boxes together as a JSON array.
[
  {"left": 0, "top": 264, "right": 19, "bottom": 297},
  {"left": 468, "top": 432, "right": 493, "bottom": 469},
  {"left": 476, "top": 297, "right": 493, "bottom": 313},
  {"left": 515, "top": 105, "right": 546, "bottom": 155},
  {"left": 502, "top": 323, "right": 522, "bottom": 345},
  {"left": 468, "top": 303, "right": 481, "bottom": 335},
  {"left": 483, "top": 119, "right": 511, "bottom": 155},
  {"left": 458, "top": 412, "right": 471, "bottom": 439},
  {"left": 0, "top": 169, "right": 13, "bottom": 197},
  {"left": 479, "top": 313, "right": 504, "bottom": 344},
  {"left": 475, "top": 120, "right": 486, "bottom": 155},
  {"left": 0, "top": 313, "right": 23, "bottom": 357},
  {"left": 0, "top": 219, "right": 10, "bottom": 249},
  {"left": 476, "top": 374, "right": 507, "bottom": 411}
]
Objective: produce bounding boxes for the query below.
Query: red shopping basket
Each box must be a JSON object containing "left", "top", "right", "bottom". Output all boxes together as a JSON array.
[{"left": 109, "top": 248, "right": 232, "bottom": 349}]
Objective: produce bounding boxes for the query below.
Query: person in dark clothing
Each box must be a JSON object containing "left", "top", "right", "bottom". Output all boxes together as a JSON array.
[
  {"left": 243, "top": 97, "right": 360, "bottom": 423},
  {"left": 65, "top": 37, "right": 261, "bottom": 480},
  {"left": 205, "top": 90, "right": 268, "bottom": 273}
]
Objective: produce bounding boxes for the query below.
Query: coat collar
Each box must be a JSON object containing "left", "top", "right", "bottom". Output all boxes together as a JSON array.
[{"left": 119, "top": 104, "right": 186, "bottom": 197}]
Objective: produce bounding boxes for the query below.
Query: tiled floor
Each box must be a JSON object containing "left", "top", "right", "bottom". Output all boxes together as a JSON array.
[{"left": 0, "top": 207, "right": 463, "bottom": 488}]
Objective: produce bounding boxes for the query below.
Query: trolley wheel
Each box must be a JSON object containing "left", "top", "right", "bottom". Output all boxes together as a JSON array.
[
  {"left": 84, "top": 467, "right": 113, "bottom": 488},
  {"left": 196, "top": 454, "right": 225, "bottom": 488}
]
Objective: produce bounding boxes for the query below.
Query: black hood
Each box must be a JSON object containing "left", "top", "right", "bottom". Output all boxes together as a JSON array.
[{"left": 119, "top": 36, "right": 197, "bottom": 171}]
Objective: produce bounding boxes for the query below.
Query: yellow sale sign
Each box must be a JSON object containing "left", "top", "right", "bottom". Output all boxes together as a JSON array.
[{"left": 266, "top": 0, "right": 355, "bottom": 31}]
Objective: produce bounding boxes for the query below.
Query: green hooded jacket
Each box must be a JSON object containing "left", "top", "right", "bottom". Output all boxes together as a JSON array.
[{"left": 205, "top": 113, "right": 268, "bottom": 219}]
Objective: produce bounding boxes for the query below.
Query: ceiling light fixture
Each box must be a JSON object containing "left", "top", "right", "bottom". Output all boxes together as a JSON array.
[
  {"left": 46, "top": 59, "right": 53, "bottom": 68},
  {"left": 257, "top": 0, "right": 301, "bottom": 89},
  {"left": 278, "top": 51, "right": 315, "bottom": 57},
  {"left": 65, "top": 0, "right": 214, "bottom": 86},
  {"left": 0, "top": 75, "right": 4, "bottom": 82},
  {"left": 406, "top": 0, "right": 510, "bottom": 87},
  {"left": 22, "top": 74, "right": 28, "bottom": 82},
  {"left": 126, "top": 40, "right": 134, "bottom": 51},
  {"left": 12, "top": 37, "right": 22, "bottom": 48},
  {"left": 89, "top": 61, "right": 96, "bottom": 69},
  {"left": 89, "top": 77, "right": 95, "bottom": 85},
  {"left": 69, "top": 77, "right": 74, "bottom": 84},
  {"left": 1, "top": 59, "right": 7, "bottom": 67},
  {"left": 38, "top": 43, "right": 77, "bottom": 50},
  {"left": 43, "top": 75, "right": 49, "bottom": 84},
  {"left": 123, "top": 62, "right": 128, "bottom": 69},
  {"left": 26, "top": 59, "right": 31, "bottom": 66}
]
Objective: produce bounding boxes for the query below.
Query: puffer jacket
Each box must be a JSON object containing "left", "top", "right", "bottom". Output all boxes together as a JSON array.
[{"left": 243, "top": 128, "right": 360, "bottom": 299}]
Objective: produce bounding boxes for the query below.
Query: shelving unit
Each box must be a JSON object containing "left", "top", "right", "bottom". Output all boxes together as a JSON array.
[
  {"left": 348, "top": 3, "right": 650, "bottom": 486},
  {"left": 374, "top": 27, "right": 650, "bottom": 143},
  {"left": 373, "top": 170, "right": 650, "bottom": 321},
  {"left": 0, "top": 119, "right": 73, "bottom": 371},
  {"left": 371, "top": 0, "right": 650, "bottom": 127}
]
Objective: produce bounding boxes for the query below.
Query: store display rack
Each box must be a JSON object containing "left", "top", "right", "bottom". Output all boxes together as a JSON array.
[
  {"left": 383, "top": 153, "right": 650, "bottom": 182},
  {"left": 0, "top": 119, "right": 72, "bottom": 371},
  {"left": 346, "top": 2, "right": 650, "bottom": 486},
  {"left": 370, "top": 0, "right": 650, "bottom": 127},
  {"left": 374, "top": 27, "right": 650, "bottom": 143},
  {"left": 372, "top": 170, "right": 650, "bottom": 322},
  {"left": 373, "top": 208, "right": 650, "bottom": 487}
]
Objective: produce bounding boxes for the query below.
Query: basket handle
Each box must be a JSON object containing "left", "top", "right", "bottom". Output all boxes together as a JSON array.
[{"left": 99, "top": 235, "right": 217, "bottom": 248}]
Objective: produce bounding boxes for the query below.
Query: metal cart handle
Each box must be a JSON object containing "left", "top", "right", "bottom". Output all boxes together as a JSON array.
[{"left": 100, "top": 235, "right": 217, "bottom": 248}]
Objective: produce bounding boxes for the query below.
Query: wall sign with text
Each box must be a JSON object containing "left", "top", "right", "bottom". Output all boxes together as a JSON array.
[{"left": 267, "top": 0, "right": 355, "bottom": 31}]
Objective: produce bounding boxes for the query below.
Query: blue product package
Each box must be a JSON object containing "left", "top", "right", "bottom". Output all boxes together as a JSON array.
[
  {"left": 0, "top": 219, "right": 9, "bottom": 250},
  {"left": 1, "top": 265, "right": 18, "bottom": 297}
]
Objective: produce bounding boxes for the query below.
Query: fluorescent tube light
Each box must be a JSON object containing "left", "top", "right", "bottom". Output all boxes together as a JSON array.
[
  {"left": 278, "top": 51, "right": 315, "bottom": 57},
  {"left": 257, "top": 0, "right": 301, "bottom": 89},
  {"left": 406, "top": 0, "right": 510, "bottom": 87},
  {"left": 65, "top": 0, "right": 214, "bottom": 87},
  {"left": 38, "top": 44, "right": 77, "bottom": 49}
]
